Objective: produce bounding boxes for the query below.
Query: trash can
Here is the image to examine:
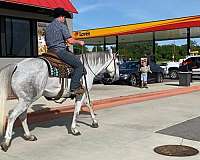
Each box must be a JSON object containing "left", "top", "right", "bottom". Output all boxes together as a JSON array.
[{"left": 179, "top": 72, "right": 192, "bottom": 86}]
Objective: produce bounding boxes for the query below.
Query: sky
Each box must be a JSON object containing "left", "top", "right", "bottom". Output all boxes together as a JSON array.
[{"left": 71, "top": 0, "right": 200, "bottom": 31}]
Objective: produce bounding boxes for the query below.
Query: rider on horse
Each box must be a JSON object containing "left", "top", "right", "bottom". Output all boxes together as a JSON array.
[{"left": 45, "top": 8, "right": 85, "bottom": 97}]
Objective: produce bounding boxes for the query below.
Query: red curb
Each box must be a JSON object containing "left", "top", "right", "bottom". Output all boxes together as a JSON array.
[{"left": 13, "top": 85, "right": 200, "bottom": 126}]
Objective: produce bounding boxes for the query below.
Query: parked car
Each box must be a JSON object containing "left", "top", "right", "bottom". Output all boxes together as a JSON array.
[
  {"left": 106, "top": 60, "right": 164, "bottom": 86},
  {"left": 159, "top": 55, "right": 200, "bottom": 79},
  {"left": 93, "top": 69, "right": 107, "bottom": 84},
  {"left": 118, "top": 61, "right": 140, "bottom": 86},
  {"left": 179, "top": 55, "right": 200, "bottom": 77},
  {"left": 159, "top": 61, "right": 180, "bottom": 79},
  {"left": 159, "top": 62, "right": 168, "bottom": 70}
]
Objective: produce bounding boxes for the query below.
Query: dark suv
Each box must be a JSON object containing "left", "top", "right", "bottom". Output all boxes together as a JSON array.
[
  {"left": 179, "top": 56, "right": 200, "bottom": 75},
  {"left": 118, "top": 60, "right": 164, "bottom": 86}
]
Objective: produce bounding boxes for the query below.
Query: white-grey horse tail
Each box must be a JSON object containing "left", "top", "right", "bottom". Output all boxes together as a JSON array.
[{"left": 0, "top": 64, "right": 17, "bottom": 136}]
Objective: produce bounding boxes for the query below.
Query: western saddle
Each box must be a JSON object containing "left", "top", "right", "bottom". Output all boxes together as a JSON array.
[{"left": 40, "top": 50, "right": 72, "bottom": 100}]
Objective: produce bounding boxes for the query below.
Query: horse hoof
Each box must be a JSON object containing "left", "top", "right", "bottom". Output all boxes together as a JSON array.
[
  {"left": 92, "top": 122, "right": 99, "bottom": 128},
  {"left": 24, "top": 135, "right": 37, "bottom": 141},
  {"left": 73, "top": 131, "right": 81, "bottom": 136},
  {"left": 1, "top": 142, "right": 9, "bottom": 152},
  {"left": 71, "top": 130, "right": 81, "bottom": 136},
  {"left": 71, "top": 128, "right": 81, "bottom": 136}
]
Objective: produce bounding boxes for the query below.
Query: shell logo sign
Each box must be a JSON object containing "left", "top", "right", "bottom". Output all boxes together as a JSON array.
[{"left": 73, "top": 31, "right": 91, "bottom": 39}]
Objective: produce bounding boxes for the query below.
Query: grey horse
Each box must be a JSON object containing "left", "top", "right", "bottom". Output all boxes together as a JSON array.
[{"left": 0, "top": 51, "right": 116, "bottom": 152}]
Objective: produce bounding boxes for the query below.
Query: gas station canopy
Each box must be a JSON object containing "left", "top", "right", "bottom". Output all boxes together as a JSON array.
[{"left": 73, "top": 15, "right": 200, "bottom": 45}]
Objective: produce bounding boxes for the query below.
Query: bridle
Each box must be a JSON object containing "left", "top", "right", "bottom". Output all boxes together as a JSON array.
[
  {"left": 81, "top": 50, "right": 118, "bottom": 77},
  {"left": 81, "top": 49, "right": 118, "bottom": 110}
]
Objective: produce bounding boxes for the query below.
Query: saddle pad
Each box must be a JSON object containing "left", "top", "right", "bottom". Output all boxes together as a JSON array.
[{"left": 40, "top": 57, "right": 72, "bottom": 78}]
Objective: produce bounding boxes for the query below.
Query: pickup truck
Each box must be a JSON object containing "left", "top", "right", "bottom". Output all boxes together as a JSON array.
[
  {"left": 160, "top": 55, "right": 200, "bottom": 79},
  {"left": 179, "top": 55, "right": 200, "bottom": 77},
  {"left": 160, "top": 61, "right": 180, "bottom": 79}
]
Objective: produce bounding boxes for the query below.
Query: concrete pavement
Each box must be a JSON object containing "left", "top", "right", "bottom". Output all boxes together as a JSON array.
[
  {"left": 1, "top": 90, "right": 200, "bottom": 159},
  {"left": 6, "top": 80, "right": 200, "bottom": 113},
  {"left": 5, "top": 80, "right": 200, "bottom": 125}
]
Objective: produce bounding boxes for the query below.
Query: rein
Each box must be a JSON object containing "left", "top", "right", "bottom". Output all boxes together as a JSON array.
[
  {"left": 82, "top": 51, "right": 118, "bottom": 77},
  {"left": 81, "top": 49, "right": 117, "bottom": 112}
]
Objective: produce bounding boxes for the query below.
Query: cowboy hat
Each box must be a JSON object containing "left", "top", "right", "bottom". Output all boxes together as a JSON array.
[{"left": 53, "top": 8, "right": 71, "bottom": 18}]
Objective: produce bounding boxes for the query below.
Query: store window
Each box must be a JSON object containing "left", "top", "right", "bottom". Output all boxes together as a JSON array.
[{"left": 0, "top": 17, "right": 36, "bottom": 57}]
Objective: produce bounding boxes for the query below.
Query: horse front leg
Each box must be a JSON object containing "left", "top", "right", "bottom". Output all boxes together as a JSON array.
[
  {"left": 71, "top": 99, "right": 82, "bottom": 136},
  {"left": 70, "top": 94, "right": 98, "bottom": 136},
  {"left": 19, "top": 110, "right": 37, "bottom": 141},
  {"left": 84, "top": 95, "right": 99, "bottom": 128},
  {"left": 1, "top": 100, "right": 31, "bottom": 152}
]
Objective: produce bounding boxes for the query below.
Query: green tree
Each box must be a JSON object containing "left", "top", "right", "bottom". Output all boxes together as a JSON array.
[
  {"left": 74, "top": 45, "right": 89, "bottom": 55},
  {"left": 92, "top": 46, "right": 103, "bottom": 52}
]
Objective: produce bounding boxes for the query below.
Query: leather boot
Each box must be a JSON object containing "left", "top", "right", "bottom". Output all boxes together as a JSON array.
[{"left": 70, "top": 85, "right": 86, "bottom": 99}]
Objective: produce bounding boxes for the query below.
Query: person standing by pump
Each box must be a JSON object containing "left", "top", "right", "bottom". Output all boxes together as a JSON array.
[{"left": 140, "top": 57, "right": 152, "bottom": 88}]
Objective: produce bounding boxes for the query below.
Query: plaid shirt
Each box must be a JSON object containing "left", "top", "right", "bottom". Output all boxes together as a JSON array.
[{"left": 45, "top": 19, "right": 71, "bottom": 50}]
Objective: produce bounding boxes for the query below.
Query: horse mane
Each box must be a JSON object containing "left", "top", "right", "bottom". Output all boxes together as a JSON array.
[{"left": 79, "top": 52, "right": 112, "bottom": 67}]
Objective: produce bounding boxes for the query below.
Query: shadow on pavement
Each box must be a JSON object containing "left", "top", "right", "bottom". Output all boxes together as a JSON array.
[
  {"left": 31, "top": 104, "right": 47, "bottom": 112},
  {"left": 165, "top": 83, "right": 180, "bottom": 86},
  {"left": 0, "top": 111, "right": 93, "bottom": 144},
  {"left": 156, "top": 116, "right": 200, "bottom": 142}
]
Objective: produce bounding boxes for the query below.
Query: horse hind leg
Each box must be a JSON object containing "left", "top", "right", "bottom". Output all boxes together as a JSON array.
[
  {"left": 1, "top": 99, "right": 32, "bottom": 152},
  {"left": 19, "top": 110, "right": 37, "bottom": 141}
]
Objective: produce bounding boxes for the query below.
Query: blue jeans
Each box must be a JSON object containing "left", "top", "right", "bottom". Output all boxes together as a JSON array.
[
  {"left": 141, "top": 72, "right": 147, "bottom": 82},
  {"left": 56, "top": 49, "right": 84, "bottom": 91}
]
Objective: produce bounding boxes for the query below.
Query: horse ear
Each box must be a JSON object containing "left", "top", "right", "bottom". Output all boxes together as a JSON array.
[{"left": 115, "top": 50, "right": 119, "bottom": 57}]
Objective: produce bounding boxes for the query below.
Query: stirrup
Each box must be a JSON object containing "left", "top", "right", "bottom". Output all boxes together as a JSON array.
[{"left": 71, "top": 86, "right": 86, "bottom": 96}]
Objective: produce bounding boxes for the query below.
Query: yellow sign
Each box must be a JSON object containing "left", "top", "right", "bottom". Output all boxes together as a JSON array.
[
  {"left": 73, "top": 15, "right": 200, "bottom": 39},
  {"left": 74, "top": 31, "right": 91, "bottom": 37}
]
